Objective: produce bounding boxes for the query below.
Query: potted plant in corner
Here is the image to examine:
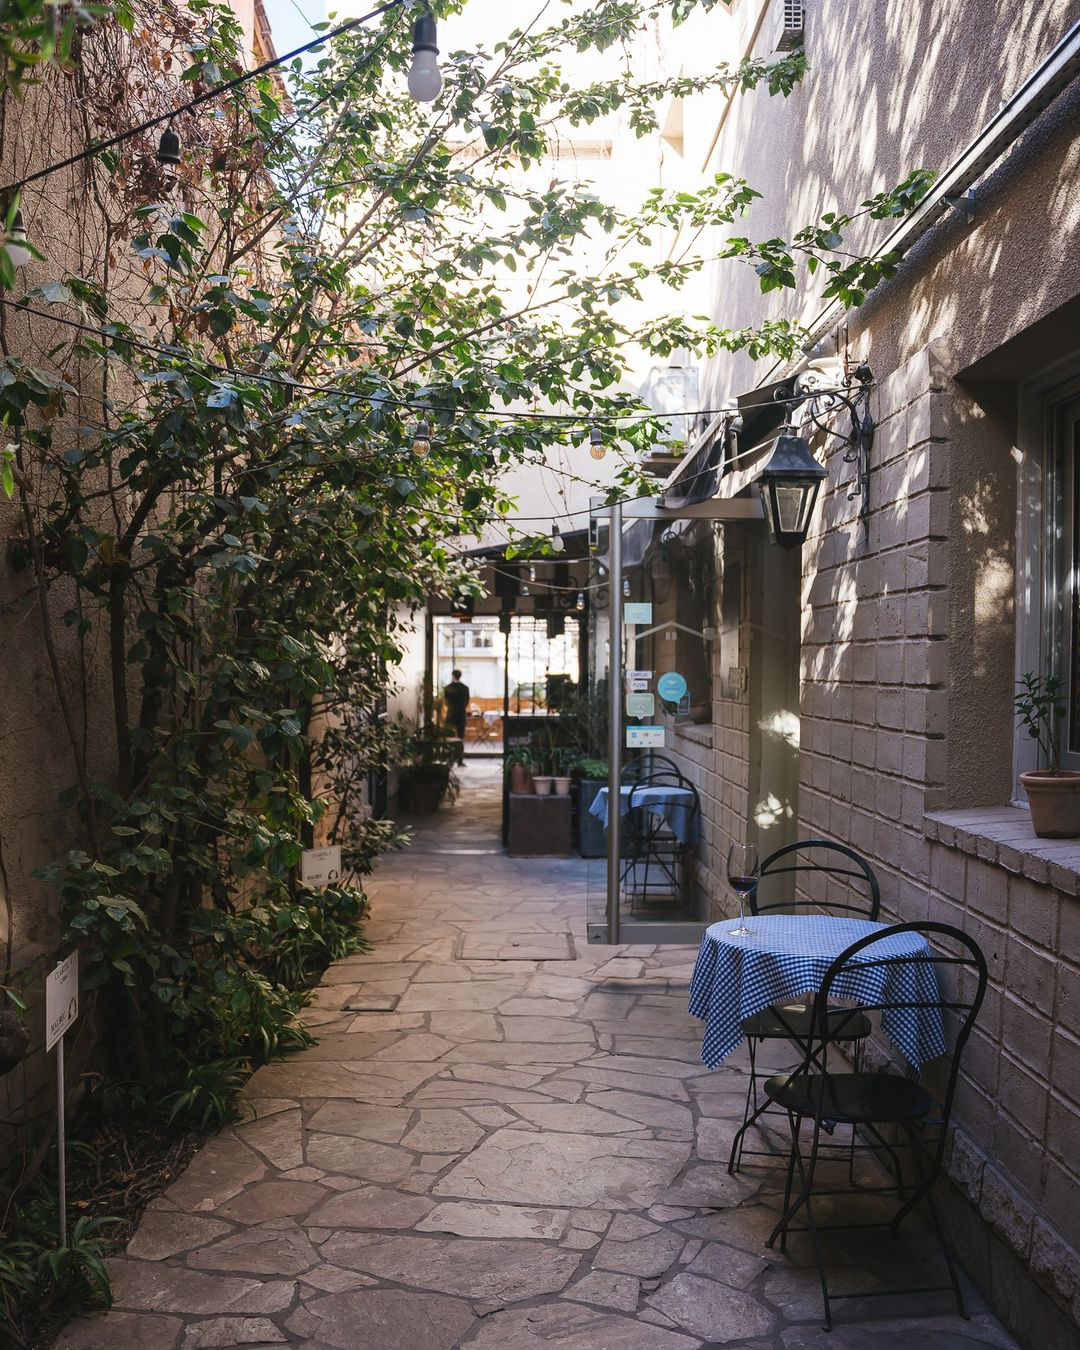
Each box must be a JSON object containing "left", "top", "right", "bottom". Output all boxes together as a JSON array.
[
  {"left": 506, "top": 746, "right": 535, "bottom": 795},
  {"left": 1016, "top": 672, "right": 1080, "bottom": 837},
  {"left": 398, "top": 725, "right": 458, "bottom": 815},
  {"left": 552, "top": 746, "right": 574, "bottom": 797},
  {"left": 529, "top": 725, "right": 557, "bottom": 796}
]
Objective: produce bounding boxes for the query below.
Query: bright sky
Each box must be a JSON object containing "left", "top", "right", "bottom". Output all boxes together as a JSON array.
[{"left": 261, "top": 0, "right": 327, "bottom": 60}]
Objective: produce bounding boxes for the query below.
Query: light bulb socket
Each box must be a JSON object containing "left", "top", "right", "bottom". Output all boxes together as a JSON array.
[
  {"left": 411, "top": 419, "right": 432, "bottom": 456},
  {"left": 411, "top": 11, "right": 438, "bottom": 54},
  {"left": 157, "top": 126, "right": 182, "bottom": 165}
]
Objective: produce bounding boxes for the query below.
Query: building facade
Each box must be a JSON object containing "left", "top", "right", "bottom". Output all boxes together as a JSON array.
[{"left": 638, "top": 2, "right": 1080, "bottom": 1344}]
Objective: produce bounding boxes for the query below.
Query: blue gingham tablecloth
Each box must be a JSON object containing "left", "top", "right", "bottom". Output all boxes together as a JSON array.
[
  {"left": 589, "top": 785, "right": 700, "bottom": 846},
  {"left": 688, "top": 914, "right": 947, "bottom": 1070}
]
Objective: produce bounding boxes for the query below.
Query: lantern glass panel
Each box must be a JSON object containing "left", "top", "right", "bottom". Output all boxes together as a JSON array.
[{"left": 775, "top": 484, "right": 806, "bottom": 535}]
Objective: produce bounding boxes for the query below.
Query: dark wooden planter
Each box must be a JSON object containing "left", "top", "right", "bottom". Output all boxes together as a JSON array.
[
  {"left": 408, "top": 777, "right": 446, "bottom": 815},
  {"left": 508, "top": 793, "right": 572, "bottom": 856},
  {"left": 577, "top": 779, "right": 608, "bottom": 857}
]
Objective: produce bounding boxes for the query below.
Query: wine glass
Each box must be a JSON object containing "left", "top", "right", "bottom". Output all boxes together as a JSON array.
[{"left": 727, "top": 842, "right": 759, "bottom": 937}]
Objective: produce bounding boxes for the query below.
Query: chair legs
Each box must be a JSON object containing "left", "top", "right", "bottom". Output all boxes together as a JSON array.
[{"left": 767, "top": 1111, "right": 967, "bottom": 1330}]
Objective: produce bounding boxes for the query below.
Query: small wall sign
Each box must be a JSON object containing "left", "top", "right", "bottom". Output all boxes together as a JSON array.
[
  {"left": 627, "top": 725, "right": 665, "bottom": 748},
  {"left": 301, "top": 845, "right": 342, "bottom": 888},
  {"left": 627, "top": 669, "right": 652, "bottom": 691},
  {"left": 45, "top": 952, "right": 79, "bottom": 1053},
  {"left": 657, "top": 671, "right": 688, "bottom": 703},
  {"left": 624, "top": 603, "right": 653, "bottom": 624},
  {"left": 626, "top": 692, "right": 655, "bottom": 718}
]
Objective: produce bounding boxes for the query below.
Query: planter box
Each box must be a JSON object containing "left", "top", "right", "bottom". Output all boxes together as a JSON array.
[
  {"left": 578, "top": 780, "right": 608, "bottom": 857},
  {"left": 508, "top": 793, "right": 572, "bottom": 857}
]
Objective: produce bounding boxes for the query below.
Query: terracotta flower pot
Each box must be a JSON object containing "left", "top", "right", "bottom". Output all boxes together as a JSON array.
[
  {"left": 509, "top": 762, "right": 531, "bottom": 794},
  {"left": 1020, "top": 770, "right": 1080, "bottom": 838},
  {"left": 533, "top": 776, "right": 553, "bottom": 796}
]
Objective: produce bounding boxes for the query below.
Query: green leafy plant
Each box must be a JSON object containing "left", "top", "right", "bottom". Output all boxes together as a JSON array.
[
  {"left": 0, "top": 1179, "right": 115, "bottom": 1344},
  {"left": 1016, "top": 672, "right": 1067, "bottom": 774},
  {"left": 160, "top": 1058, "right": 250, "bottom": 1130},
  {"left": 571, "top": 757, "right": 611, "bottom": 780}
]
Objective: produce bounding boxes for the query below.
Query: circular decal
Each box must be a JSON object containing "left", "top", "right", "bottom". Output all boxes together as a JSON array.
[{"left": 656, "top": 671, "right": 688, "bottom": 703}]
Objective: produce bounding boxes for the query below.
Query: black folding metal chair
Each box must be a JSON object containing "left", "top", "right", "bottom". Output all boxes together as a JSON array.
[
  {"left": 763, "top": 921, "right": 987, "bottom": 1330},
  {"left": 621, "top": 770, "right": 700, "bottom": 910},
  {"left": 729, "top": 840, "right": 881, "bottom": 1173}
]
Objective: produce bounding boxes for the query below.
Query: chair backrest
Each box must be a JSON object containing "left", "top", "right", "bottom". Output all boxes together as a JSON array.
[
  {"left": 622, "top": 752, "right": 685, "bottom": 783},
  {"left": 808, "top": 922, "right": 988, "bottom": 1170},
  {"left": 750, "top": 838, "right": 880, "bottom": 919},
  {"left": 625, "top": 777, "right": 700, "bottom": 848}
]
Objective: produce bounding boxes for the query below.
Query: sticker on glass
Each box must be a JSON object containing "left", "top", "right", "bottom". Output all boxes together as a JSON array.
[
  {"left": 626, "top": 692, "right": 655, "bottom": 718},
  {"left": 657, "top": 671, "right": 688, "bottom": 703},
  {"left": 624, "top": 603, "right": 653, "bottom": 624},
  {"left": 626, "top": 725, "right": 665, "bottom": 748}
]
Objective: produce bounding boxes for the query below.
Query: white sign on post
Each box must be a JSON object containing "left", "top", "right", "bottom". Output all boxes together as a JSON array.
[
  {"left": 46, "top": 951, "right": 79, "bottom": 1053},
  {"left": 301, "top": 845, "right": 342, "bottom": 888}
]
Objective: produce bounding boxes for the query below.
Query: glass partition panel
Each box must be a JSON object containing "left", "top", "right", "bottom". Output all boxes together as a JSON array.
[{"left": 585, "top": 502, "right": 711, "bottom": 945}]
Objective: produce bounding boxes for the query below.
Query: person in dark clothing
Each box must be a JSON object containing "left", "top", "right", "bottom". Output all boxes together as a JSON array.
[{"left": 443, "top": 670, "right": 470, "bottom": 754}]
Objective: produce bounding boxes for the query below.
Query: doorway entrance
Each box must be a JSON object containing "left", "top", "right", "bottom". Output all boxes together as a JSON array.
[{"left": 433, "top": 614, "right": 582, "bottom": 755}]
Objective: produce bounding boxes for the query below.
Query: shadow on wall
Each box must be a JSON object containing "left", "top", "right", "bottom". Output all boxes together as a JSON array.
[{"left": 702, "top": 0, "right": 1080, "bottom": 405}]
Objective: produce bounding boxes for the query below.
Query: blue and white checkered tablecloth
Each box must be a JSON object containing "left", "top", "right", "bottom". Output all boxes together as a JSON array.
[
  {"left": 688, "top": 914, "right": 947, "bottom": 1071},
  {"left": 590, "top": 785, "right": 700, "bottom": 846}
]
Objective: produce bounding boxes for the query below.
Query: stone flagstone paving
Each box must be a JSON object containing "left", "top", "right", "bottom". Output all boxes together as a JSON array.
[{"left": 57, "top": 763, "right": 1020, "bottom": 1349}]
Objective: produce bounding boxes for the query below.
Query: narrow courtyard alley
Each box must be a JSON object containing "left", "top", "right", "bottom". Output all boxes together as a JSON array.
[{"left": 58, "top": 765, "right": 1021, "bottom": 1350}]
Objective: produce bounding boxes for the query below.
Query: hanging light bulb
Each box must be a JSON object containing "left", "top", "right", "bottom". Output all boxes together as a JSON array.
[
  {"left": 521, "top": 583, "right": 530, "bottom": 596},
  {"left": 411, "top": 419, "right": 432, "bottom": 457},
  {"left": 528, "top": 565, "right": 536, "bottom": 583},
  {"left": 157, "top": 124, "right": 182, "bottom": 165},
  {"left": 408, "top": 10, "right": 442, "bottom": 102},
  {"left": 4, "top": 209, "right": 30, "bottom": 269},
  {"left": 588, "top": 426, "right": 605, "bottom": 460},
  {"left": 622, "top": 578, "right": 630, "bottom": 598},
  {"left": 575, "top": 591, "right": 585, "bottom": 612},
  {"left": 551, "top": 524, "right": 565, "bottom": 553}
]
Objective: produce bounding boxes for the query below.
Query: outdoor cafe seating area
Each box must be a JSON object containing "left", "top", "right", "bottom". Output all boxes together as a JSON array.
[{"left": 683, "top": 835, "right": 986, "bottom": 1330}]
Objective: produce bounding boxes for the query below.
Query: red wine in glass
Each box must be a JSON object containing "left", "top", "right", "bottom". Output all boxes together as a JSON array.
[{"left": 727, "top": 843, "right": 758, "bottom": 937}]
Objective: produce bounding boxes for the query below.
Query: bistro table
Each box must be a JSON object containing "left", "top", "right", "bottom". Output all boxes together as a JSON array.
[
  {"left": 589, "top": 784, "right": 700, "bottom": 847},
  {"left": 688, "top": 913, "right": 946, "bottom": 1070}
]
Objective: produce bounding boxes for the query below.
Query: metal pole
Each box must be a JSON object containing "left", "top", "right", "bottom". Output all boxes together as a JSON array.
[
  {"left": 606, "top": 502, "right": 623, "bottom": 945},
  {"left": 56, "top": 1035, "right": 66, "bottom": 1245}
]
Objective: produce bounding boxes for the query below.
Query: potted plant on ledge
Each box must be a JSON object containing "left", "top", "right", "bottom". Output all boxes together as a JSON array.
[{"left": 1016, "top": 672, "right": 1080, "bottom": 837}]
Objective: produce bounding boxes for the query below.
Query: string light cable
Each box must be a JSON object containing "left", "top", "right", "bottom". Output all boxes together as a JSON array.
[{"left": 0, "top": 297, "right": 865, "bottom": 434}]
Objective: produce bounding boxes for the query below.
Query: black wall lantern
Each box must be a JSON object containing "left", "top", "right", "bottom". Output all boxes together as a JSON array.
[{"left": 756, "top": 426, "right": 828, "bottom": 549}]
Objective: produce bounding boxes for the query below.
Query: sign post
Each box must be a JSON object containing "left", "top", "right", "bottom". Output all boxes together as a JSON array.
[{"left": 45, "top": 951, "right": 79, "bottom": 1245}]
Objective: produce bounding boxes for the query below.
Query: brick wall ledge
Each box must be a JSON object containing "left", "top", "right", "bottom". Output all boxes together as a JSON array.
[
  {"left": 673, "top": 722, "right": 713, "bottom": 748},
  {"left": 924, "top": 807, "right": 1080, "bottom": 894}
]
